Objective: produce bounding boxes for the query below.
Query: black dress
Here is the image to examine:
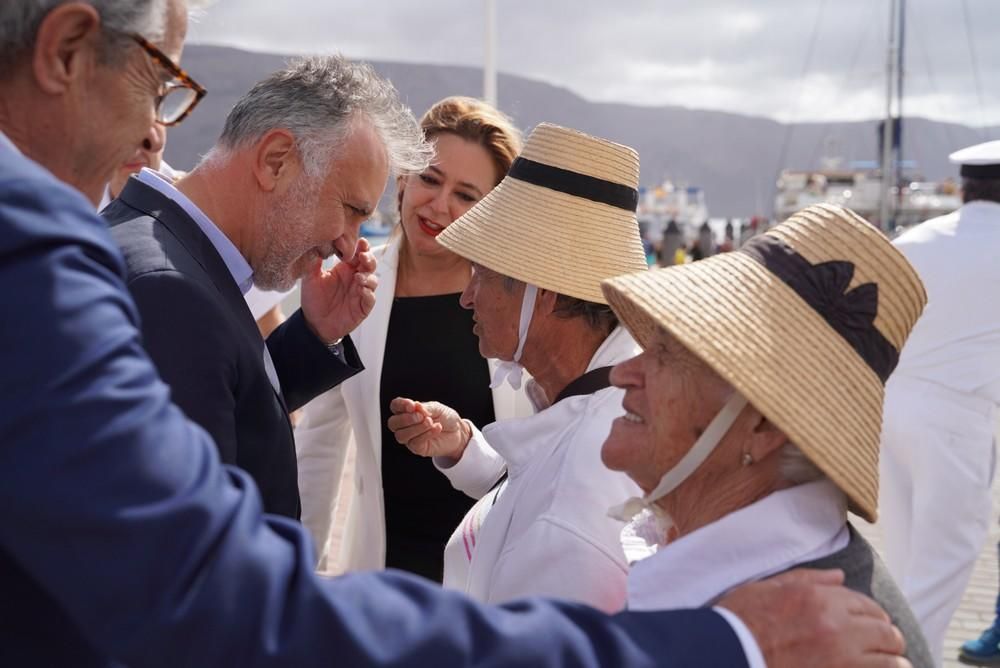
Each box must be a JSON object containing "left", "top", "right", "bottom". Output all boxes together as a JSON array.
[{"left": 379, "top": 293, "right": 496, "bottom": 581}]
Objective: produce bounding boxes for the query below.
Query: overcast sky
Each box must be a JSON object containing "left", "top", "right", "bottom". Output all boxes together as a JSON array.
[{"left": 188, "top": 0, "right": 1000, "bottom": 127}]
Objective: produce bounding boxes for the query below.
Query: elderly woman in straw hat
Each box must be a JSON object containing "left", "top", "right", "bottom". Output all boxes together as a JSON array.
[
  {"left": 598, "top": 203, "right": 933, "bottom": 667},
  {"left": 387, "top": 123, "right": 650, "bottom": 611}
]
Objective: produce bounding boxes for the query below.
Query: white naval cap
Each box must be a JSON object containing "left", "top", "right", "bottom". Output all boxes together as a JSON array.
[{"left": 949, "top": 140, "right": 1000, "bottom": 179}]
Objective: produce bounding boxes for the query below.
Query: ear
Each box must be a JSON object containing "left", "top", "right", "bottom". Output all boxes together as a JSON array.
[
  {"left": 743, "top": 408, "right": 789, "bottom": 464},
  {"left": 252, "top": 129, "right": 299, "bottom": 193},
  {"left": 32, "top": 2, "right": 102, "bottom": 95},
  {"left": 535, "top": 287, "right": 558, "bottom": 316}
]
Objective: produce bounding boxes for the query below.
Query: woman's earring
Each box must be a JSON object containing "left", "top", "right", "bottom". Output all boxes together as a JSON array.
[{"left": 741, "top": 452, "right": 754, "bottom": 467}]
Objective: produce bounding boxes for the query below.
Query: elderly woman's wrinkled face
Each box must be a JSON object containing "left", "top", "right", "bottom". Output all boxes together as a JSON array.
[
  {"left": 602, "top": 333, "right": 732, "bottom": 493},
  {"left": 460, "top": 263, "right": 522, "bottom": 360}
]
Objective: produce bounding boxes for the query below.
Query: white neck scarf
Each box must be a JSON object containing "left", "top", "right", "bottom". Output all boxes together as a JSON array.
[
  {"left": 490, "top": 284, "right": 538, "bottom": 391},
  {"left": 609, "top": 393, "right": 748, "bottom": 522}
]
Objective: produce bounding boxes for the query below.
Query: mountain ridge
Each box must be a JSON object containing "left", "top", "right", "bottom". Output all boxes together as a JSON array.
[{"left": 166, "top": 44, "right": 996, "bottom": 217}]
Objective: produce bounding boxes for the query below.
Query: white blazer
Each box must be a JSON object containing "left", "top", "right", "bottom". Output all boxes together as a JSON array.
[{"left": 295, "top": 237, "right": 532, "bottom": 572}]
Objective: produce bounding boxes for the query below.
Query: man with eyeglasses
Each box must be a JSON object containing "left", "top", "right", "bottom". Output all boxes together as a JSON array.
[
  {"left": 94, "top": 33, "right": 202, "bottom": 211},
  {"left": 0, "top": 1, "right": 912, "bottom": 667}
]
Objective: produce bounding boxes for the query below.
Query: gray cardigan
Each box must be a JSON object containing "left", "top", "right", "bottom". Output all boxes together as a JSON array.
[{"left": 793, "top": 524, "right": 933, "bottom": 668}]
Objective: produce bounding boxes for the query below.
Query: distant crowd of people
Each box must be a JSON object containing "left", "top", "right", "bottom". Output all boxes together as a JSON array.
[{"left": 3, "top": 1, "right": 1000, "bottom": 667}]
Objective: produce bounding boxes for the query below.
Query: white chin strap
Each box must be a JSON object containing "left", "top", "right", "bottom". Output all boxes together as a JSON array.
[
  {"left": 609, "top": 393, "right": 748, "bottom": 522},
  {"left": 490, "top": 284, "right": 538, "bottom": 391}
]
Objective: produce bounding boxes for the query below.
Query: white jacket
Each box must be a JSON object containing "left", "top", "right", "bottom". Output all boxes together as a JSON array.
[
  {"left": 891, "top": 201, "right": 1000, "bottom": 404},
  {"left": 439, "top": 327, "right": 644, "bottom": 612},
  {"left": 294, "top": 237, "right": 531, "bottom": 572}
]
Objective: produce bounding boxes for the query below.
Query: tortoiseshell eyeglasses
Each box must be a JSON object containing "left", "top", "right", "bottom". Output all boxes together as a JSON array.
[{"left": 130, "top": 34, "right": 206, "bottom": 126}]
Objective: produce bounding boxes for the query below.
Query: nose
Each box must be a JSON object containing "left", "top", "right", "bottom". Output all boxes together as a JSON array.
[
  {"left": 609, "top": 353, "right": 644, "bottom": 389},
  {"left": 430, "top": 187, "right": 449, "bottom": 215},
  {"left": 335, "top": 231, "right": 359, "bottom": 264},
  {"left": 459, "top": 271, "right": 478, "bottom": 310},
  {"left": 142, "top": 121, "right": 166, "bottom": 155}
]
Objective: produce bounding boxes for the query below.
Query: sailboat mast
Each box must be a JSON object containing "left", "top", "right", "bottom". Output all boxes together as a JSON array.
[
  {"left": 483, "top": 0, "right": 497, "bottom": 106},
  {"left": 879, "top": 0, "right": 901, "bottom": 232},
  {"left": 895, "top": 0, "right": 906, "bottom": 214}
]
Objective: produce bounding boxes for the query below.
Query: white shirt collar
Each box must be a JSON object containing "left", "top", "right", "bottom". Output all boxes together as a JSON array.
[
  {"left": 483, "top": 326, "right": 638, "bottom": 474},
  {"left": 136, "top": 167, "right": 254, "bottom": 294},
  {"left": 523, "top": 326, "right": 637, "bottom": 413},
  {"left": 98, "top": 162, "right": 180, "bottom": 213},
  {"left": 627, "top": 479, "right": 850, "bottom": 610}
]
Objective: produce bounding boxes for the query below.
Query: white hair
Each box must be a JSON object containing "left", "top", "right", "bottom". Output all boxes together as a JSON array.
[
  {"left": 777, "top": 442, "right": 827, "bottom": 485},
  {"left": 206, "top": 55, "right": 432, "bottom": 180}
]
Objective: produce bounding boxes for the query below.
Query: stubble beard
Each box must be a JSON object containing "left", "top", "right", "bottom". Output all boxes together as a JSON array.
[{"left": 253, "top": 178, "right": 319, "bottom": 291}]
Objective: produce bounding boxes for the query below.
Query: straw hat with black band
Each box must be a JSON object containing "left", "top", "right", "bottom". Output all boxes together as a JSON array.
[
  {"left": 601, "top": 203, "right": 927, "bottom": 522},
  {"left": 437, "top": 122, "right": 649, "bottom": 304}
]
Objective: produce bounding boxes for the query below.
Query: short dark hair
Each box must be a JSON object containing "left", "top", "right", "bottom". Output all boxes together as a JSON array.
[
  {"left": 962, "top": 177, "right": 1000, "bottom": 205},
  {"left": 551, "top": 294, "right": 619, "bottom": 335}
]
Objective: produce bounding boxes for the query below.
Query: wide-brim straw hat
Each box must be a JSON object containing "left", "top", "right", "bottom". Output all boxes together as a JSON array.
[
  {"left": 601, "top": 204, "right": 927, "bottom": 522},
  {"left": 437, "top": 123, "right": 648, "bottom": 304}
]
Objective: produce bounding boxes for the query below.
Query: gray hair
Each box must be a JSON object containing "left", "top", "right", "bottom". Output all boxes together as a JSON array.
[
  {"left": 552, "top": 294, "right": 619, "bottom": 336},
  {"left": 0, "top": 0, "right": 209, "bottom": 72},
  {"left": 777, "top": 442, "right": 827, "bottom": 485},
  {"left": 210, "top": 55, "right": 432, "bottom": 179},
  {"left": 500, "top": 274, "right": 618, "bottom": 335}
]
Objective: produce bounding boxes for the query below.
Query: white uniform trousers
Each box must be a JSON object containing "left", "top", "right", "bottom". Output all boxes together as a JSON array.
[{"left": 880, "top": 375, "right": 997, "bottom": 666}]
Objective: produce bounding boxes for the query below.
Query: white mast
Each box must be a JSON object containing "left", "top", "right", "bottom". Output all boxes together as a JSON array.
[
  {"left": 483, "top": 0, "right": 497, "bottom": 106},
  {"left": 879, "top": 0, "right": 900, "bottom": 232}
]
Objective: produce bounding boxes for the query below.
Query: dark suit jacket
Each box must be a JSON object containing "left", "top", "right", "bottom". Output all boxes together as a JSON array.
[
  {"left": 795, "top": 525, "right": 933, "bottom": 668},
  {"left": 103, "top": 177, "right": 363, "bottom": 517},
  {"left": 0, "top": 135, "right": 748, "bottom": 668}
]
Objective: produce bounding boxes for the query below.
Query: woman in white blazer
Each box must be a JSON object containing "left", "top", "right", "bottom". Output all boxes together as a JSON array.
[{"left": 295, "top": 98, "right": 529, "bottom": 579}]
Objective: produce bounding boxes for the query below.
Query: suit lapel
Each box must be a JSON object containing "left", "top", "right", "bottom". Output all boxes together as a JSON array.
[
  {"left": 116, "top": 178, "right": 262, "bottom": 338},
  {"left": 115, "top": 178, "right": 287, "bottom": 411}
]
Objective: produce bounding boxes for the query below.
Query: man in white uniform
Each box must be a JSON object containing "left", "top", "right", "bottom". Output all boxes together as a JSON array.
[{"left": 879, "top": 140, "right": 1000, "bottom": 665}]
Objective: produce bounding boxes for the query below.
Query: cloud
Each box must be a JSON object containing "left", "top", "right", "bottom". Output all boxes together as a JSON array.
[{"left": 186, "top": 0, "right": 1000, "bottom": 127}]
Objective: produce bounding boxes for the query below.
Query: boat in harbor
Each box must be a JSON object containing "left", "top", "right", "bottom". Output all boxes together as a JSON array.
[
  {"left": 774, "top": 161, "right": 961, "bottom": 228},
  {"left": 637, "top": 180, "right": 709, "bottom": 262}
]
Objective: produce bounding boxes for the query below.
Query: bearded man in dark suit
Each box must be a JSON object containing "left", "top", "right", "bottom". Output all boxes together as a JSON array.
[{"left": 103, "top": 56, "right": 424, "bottom": 517}]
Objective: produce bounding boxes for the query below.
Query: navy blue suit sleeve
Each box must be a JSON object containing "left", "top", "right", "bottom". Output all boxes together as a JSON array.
[
  {"left": 128, "top": 269, "right": 240, "bottom": 463},
  {"left": 0, "top": 162, "right": 749, "bottom": 668},
  {"left": 266, "top": 308, "right": 363, "bottom": 412}
]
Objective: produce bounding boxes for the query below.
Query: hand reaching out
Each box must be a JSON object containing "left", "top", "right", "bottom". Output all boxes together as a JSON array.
[{"left": 387, "top": 397, "right": 472, "bottom": 461}]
